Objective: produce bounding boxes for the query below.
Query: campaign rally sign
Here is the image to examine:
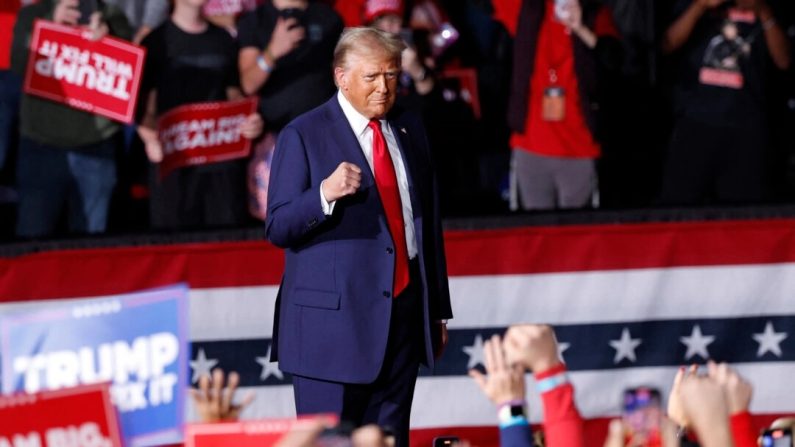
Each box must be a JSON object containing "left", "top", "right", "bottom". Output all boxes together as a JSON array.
[
  {"left": 185, "top": 416, "right": 338, "bottom": 447},
  {"left": 23, "top": 19, "right": 145, "bottom": 123},
  {"left": 0, "top": 383, "right": 123, "bottom": 447},
  {"left": 0, "top": 285, "right": 189, "bottom": 447},
  {"left": 157, "top": 98, "right": 258, "bottom": 178}
]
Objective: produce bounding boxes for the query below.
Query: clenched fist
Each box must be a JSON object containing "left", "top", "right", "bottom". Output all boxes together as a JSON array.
[
  {"left": 503, "top": 324, "right": 562, "bottom": 373},
  {"left": 322, "top": 162, "right": 362, "bottom": 202}
]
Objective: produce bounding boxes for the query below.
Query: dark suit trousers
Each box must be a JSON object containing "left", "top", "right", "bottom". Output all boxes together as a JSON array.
[{"left": 292, "top": 260, "right": 425, "bottom": 447}]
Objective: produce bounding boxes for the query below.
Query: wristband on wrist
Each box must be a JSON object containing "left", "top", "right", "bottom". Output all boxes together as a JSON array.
[
  {"left": 498, "top": 399, "right": 525, "bottom": 409},
  {"left": 497, "top": 402, "right": 528, "bottom": 428},
  {"left": 536, "top": 371, "right": 569, "bottom": 393},
  {"left": 256, "top": 54, "right": 272, "bottom": 73}
]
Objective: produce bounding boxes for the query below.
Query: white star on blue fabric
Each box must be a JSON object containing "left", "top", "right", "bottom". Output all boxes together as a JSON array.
[
  {"left": 753, "top": 321, "right": 788, "bottom": 358},
  {"left": 558, "top": 342, "right": 571, "bottom": 362},
  {"left": 462, "top": 334, "right": 486, "bottom": 369},
  {"left": 609, "top": 328, "right": 642, "bottom": 364},
  {"left": 680, "top": 325, "right": 715, "bottom": 361},
  {"left": 256, "top": 345, "right": 284, "bottom": 381},
  {"left": 190, "top": 348, "right": 219, "bottom": 383}
]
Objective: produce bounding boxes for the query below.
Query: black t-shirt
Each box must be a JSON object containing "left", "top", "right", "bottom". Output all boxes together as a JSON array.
[
  {"left": 236, "top": 1, "right": 342, "bottom": 130},
  {"left": 141, "top": 20, "right": 240, "bottom": 115},
  {"left": 668, "top": 0, "right": 776, "bottom": 128}
]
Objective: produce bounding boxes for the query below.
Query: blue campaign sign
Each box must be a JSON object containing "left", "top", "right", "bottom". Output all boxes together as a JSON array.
[{"left": 1, "top": 285, "right": 189, "bottom": 447}]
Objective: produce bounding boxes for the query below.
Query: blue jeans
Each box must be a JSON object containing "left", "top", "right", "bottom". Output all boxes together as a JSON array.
[
  {"left": 16, "top": 136, "right": 117, "bottom": 237},
  {"left": 0, "top": 70, "right": 21, "bottom": 171}
]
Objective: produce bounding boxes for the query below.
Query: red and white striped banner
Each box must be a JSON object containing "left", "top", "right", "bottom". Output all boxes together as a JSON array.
[{"left": 2, "top": 219, "right": 795, "bottom": 445}]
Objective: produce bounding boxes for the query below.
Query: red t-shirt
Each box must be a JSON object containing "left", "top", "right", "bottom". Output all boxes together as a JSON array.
[
  {"left": 0, "top": 0, "right": 21, "bottom": 70},
  {"left": 493, "top": 0, "right": 522, "bottom": 36},
  {"left": 536, "top": 364, "right": 586, "bottom": 447},
  {"left": 510, "top": 0, "right": 616, "bottom": 159}
]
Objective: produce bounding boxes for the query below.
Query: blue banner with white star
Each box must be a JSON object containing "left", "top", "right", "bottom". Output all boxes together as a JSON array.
[{"left": 0, "top": 285, "right": 189, "bottom": 447}]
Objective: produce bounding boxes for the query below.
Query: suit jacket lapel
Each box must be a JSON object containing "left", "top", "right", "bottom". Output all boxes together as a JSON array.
[
  {"left": 390, "top": 120, "right": 424, "bottom": 214},
  {"left": 325, "top": 97, "right": 375, "bottom": 190}
]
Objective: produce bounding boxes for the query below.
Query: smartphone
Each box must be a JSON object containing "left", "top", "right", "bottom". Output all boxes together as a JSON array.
[
  {"left": 77, "top": 0, "right": 98, "bottom": 25},
  {"left": 622, "top": 387, "right": 662, "bottom": 447},
  {"left": 429, "top": 22, "right": 459, "bottom": 57},
  {"left": 761, "top": 428, "right": 793, "bottom": 447},
  {"left": 433, "top": 436, "right": 460, "bottom": 447},
  {"left": 279, "top": 7, "right": 306, "bottom": 28}
]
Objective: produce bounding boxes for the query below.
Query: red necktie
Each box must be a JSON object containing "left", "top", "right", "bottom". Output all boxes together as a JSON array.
[{"left": 369, "top": 119, "right": 409, "bottom": 297}]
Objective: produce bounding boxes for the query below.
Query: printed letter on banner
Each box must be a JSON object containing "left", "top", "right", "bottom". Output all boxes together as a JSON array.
[
  {"left": 0, "top": 285, "right": 189, "bottom": 447},
  {"left": 23, "top": 19, "right": 145, "bottom": 123},
  {"left": 157, "top": 98, "right": 259, "bottom": 179},
  {"left": 0, "top": 383, "right": 123, "bottom": 447}
]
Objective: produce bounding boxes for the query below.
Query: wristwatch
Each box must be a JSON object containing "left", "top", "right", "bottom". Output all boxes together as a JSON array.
[
  {"left": 498, "top": 403, "right": 527, "bottom": 423},
  {"left": 256, "top": 54, "right": 272, "bottom": 73}
]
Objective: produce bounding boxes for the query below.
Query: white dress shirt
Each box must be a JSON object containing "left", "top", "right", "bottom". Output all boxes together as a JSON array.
[{"left": 320, "top": 91, "right": 418, "bottom": 259}]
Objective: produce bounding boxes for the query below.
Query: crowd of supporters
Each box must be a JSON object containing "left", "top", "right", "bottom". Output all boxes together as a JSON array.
[
  {"left": 1, "top": 0, "right": 795, "bottom": 239},
  {"left": 199, "top": 323, "right": 794, "bottom": 446}
]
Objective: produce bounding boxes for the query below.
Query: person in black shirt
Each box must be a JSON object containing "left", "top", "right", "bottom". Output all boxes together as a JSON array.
[
  {"left": 659, "top": 0, "right": 790, "bottom": 205},
  {"left": 237, "top": 0, "right": 343, "bottom": 132},
  {"left": 137, "top": 0, "right": 263, "bottom": 230},
  {"left": 236, "top": 0, "right": 342, "bottom": 220}
]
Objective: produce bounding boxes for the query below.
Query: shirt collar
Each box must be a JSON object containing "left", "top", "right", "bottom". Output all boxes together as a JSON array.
[{"left": 337, "top": 90, "right": 385, "bottom": 138}]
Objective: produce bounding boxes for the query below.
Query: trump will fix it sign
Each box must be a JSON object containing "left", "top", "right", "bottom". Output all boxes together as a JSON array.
[{"left": 23, "top": 20, "right": 145, "bottom": 123}]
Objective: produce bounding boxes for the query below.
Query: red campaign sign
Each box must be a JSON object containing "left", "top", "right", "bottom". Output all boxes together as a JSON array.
[
  {"left": 0, "top": 383, "right": 123, "bottom": 447},
  {"left": 157, "top": 98, "right": 259, "bottom": 178},
  {"left": 185, "top": 415, "right": 338, "bottom": 447},
  {"left": 23, "top": 20, "right": 145, "bottom": 123}
]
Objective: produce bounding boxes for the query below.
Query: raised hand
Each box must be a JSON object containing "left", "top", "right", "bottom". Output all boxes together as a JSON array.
[{"left": 322, "top": 162, "right": 362, "bottom": 202}]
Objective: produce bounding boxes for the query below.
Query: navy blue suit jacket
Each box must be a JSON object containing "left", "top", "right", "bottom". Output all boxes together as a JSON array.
[{"left": 266, "top": 95, "right": 452, "bottom": 384}]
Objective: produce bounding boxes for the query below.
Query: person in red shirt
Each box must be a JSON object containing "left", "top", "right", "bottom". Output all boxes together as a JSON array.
[
  {"left": 507, "top": 0, "right": 619, "bottom": 210},
  {"left": 469, "top": 324, "right": 586, "bottom": 447},
  {"left": 667, "top": 361, "right": 757, "bottom": 447}
]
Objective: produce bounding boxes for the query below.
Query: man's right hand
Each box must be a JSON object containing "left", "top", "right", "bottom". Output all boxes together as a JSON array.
[
  {"left": 322, "top": 162, "right": 362, "bottom": 202},
  {"left": 267, "top": 17, "right": 305, "bottom": 61},
  {"left": 53, "top": 0, "right": 81, "bottom": 25},
  {"left": 503, "top": 324, "right": 562, "bottom": 373}
]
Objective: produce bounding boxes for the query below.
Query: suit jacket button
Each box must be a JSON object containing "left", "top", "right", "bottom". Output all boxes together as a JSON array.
[
  {"left": 383, "top": 291, "right": 391, "bottom": 298},
  {"left": 308, "top": 218, "right": 318, "bottom": 228},
  {"left": 386, "top": 247, "right": 394, "bottom": 254}
]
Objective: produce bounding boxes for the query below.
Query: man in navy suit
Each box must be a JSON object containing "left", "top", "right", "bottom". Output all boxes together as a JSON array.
[{"left": 265, "top": 27, "right": 452, "bottom": 446}]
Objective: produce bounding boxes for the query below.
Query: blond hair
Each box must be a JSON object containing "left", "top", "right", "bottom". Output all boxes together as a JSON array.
[{"left": 332, "top": 27, "right": 406, "bottom": 70}]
